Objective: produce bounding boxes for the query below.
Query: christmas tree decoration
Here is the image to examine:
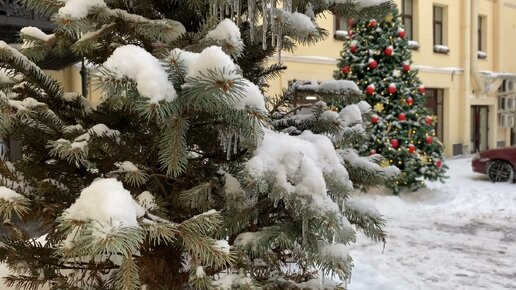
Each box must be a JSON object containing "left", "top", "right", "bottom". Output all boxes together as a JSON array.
[
  {"left": 370, "top": 149, "right": 377, "bottom": 155},
  {"left": 335, "top": 7, "right": 448, "bottom": 193},
  {"left": 351, "top": 45, "right": 357, "bottom": 53},
  {"left": 398, "top": 28, "right": 406, "bottom": 38},
  {"left": 369, "top": 19, "right": 377, "bottom": 28},
  {"left": 371, "top": 114, "right": 380, "bottom": 124},
  {"left": 369, "top": 58, "right": 378, "bottom": 69},
  {"left": 385, "top": 13, "right": 394, "bottom": 22},
  {"left": 342, "top": 65, "right": 350, "bottom": 74},
  {"left": 366, "top": 84, "right": 376, "bottom": 94},
  {"left": 408, "top": 143, "right": 416, "bottom": 153},
  {"left": 426, "top": 136, "right": 434, "bottom": 144},
  {"left": 385, "top": 45, "right": 394, "bottom": 56},
  {"left": 388, "top": 83, "right": 397, "bottom": 94},
  {"left": 391, "top": 139, "right": 399, "bottom": 148},
  {"left": 0, "top": 1, "right": 399, "bottom": 289},
  {"left": 374, "top": 102, "right": 385, "bottom": 112},
  {"left": 436, "top": 159, "right": 443, "bottom": 168}
]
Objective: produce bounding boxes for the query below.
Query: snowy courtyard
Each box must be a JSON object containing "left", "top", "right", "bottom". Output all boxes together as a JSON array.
[{"left": 349, "top": 157, "right": 516, "bottom": 290}]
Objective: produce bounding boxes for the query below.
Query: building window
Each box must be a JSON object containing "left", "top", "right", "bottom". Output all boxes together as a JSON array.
[
  {"left": 402, "top": 0, "right": 414, "bottom": 40},
  {"left": 426, "top": 89, "right": 444, "bottom": 142},
  {"left": 433, "top": 6, "right": 443, "bottom": 46},
  {"left": 334, "top": 16, "right": 349, "bottom": 40},
  {"left": 477, "top": 15, "right": 487, "bottom": 59}
]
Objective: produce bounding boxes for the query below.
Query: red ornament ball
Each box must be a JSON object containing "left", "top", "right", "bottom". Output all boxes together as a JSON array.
[
  {"left": 399, "top": 113, "right": 406, "bottom": 121},
  {"left": 436, "top": 159, "right": 442, "bottom": 168},
  {"left": 371, "top": 114, "right": 380, "bottom": 124},
  {"left": 391, "top": 139, "right": 399, "bottom": 148},
  {"left": 403, "top": 63, "right": 411, "bottom": 72},
  {"left": 369, "top": 19, "right": 377, "bottom": 28},
  {"left": 425, "top": 115, "right": 433, "bottom": 125},
  {"left": 408, "top": 143, "right": 416, "bottom": 153},
  {"left": 385, "top": 46, "right": 394, "bottom": 56},
  {"left": 341, "top": 66, "right": 350, "bottom": 74},
  {"left": 370, "top": 149, "right": 377, "bottom": 155},
  {"left": 347, "top": 19, "right": 355, "bottom": 27},
  {"left": 418, "top": 85, "right": 426, "bottom": 94},
  {"left": 407, "top": 97, "right": 414, "bottom": 106},
  {"left": 369, "top": 59, "right": 378, "bottom": 69},
  {"left": 388, "top": 83, "right": 397, "bottom": 94},
  {"left": 426, "top": 136, "right": 433, "bottom": 144},
  {"left": 366, "top": 85, "right": 376, "bottom": 95},
  {"left": 350, "top": 45, "right": 357, "bottom": 53},
  {"left": 399, "top": 29, "right": 406, "bottom": 38}
]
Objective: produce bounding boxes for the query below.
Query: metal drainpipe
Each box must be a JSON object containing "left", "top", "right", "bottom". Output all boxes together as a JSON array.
[
  {"left": 462, "top": 0, "right": 472, "bottom": 154},
  {"left": 471, "top": 0, "right": 483, "bottom": 94},
  {"left": 80, "top": 58, "right": 88, "bottom": 98}
]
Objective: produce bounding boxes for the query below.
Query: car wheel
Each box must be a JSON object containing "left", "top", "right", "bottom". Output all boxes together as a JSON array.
[{"left": 487, "top": 161, "right": 514, "bottom": 183}]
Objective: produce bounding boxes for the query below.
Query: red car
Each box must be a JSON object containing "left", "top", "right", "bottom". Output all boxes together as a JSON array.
[{"left": 472, "top": 147, "right": 516, "bottom": 182}]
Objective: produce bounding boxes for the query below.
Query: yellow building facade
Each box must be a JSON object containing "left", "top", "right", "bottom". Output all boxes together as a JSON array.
[{"left": 268, "top": 0, "right": 516, "bottom": 157}]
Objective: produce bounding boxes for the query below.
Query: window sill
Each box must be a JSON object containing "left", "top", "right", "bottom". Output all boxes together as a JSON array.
[
  {"left": 408, "top": 40, "right": 420, "bottom": 51},
  {"left": 433, "top": 45, "right": 450, "bottom": 54},
  {"left": 333, "top": 30, "right": 348, "bottom": 41}
]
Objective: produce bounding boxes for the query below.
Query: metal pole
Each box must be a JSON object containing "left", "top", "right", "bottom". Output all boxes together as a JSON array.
[{"left": 80, "top": 58, "right": 88, "bottom": 97}]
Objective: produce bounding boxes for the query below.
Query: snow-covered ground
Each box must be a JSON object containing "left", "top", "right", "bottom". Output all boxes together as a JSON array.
[
  {"left": 1, "top": 157, "right": 515, "bottom": 289},
  {"left": 349, "top": 157, "right": 516, "bottom": 290}
]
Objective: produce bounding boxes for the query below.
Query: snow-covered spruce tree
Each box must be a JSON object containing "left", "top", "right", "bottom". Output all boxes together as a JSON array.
[
  {"left": 0, "top": 0, "right": 396, "bottom": 289},
  {"left": 335, "top": 8, "right": 448, "bottom": 193}
]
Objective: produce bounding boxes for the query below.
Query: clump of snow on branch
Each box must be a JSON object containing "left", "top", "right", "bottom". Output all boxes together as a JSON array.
[
  {"left": 357, "top": 100, "right": 372, "bottom": 113},
  {"left": 185, "top": 46, "right": 238, "bottom": 80},
  {"left": 9, "top": 97, "right": 46, "bottom": 111},
  {"left": 213, "top": 273, "right": 253, "bottom": 290},
  {"left": 205, "top": 19, "right": 244, "bottom": 55},
  {"left": 339, "top": 104, "right": 363, "bottom": 125},
  {"left": 102, "top": 45, "right": 176, "bottom": 103},
  {"left": 327, "top": 0, "right": 390, "bottom": 7},
  {"left": 176, "top": 46, "right": 266, "bottom": 111},
  {"left": 58, "top": 0, "right": 107, "bottom": 18},
  {"left": 297, "top": 80, "right": 360, "bottom": 94},
  {"left": 339, "top": 148, "right": 400, "bottom": 177},
  {"left": 137, "top": 191, "right": 156, "bottom": 210},
  {"left": 287, "top": 12, "right": 318, "bottom": 37},
  {"left": 20, "top": 27, "right": 54, "bottom": 49},
  {"left": 246, "top": 129, "right": 352, "bottom": 213},
  {"left": 0, "top": 187, "right": 24, "bottom": 202},
  {"left": 63, "top": 178, "right": 141, "bottom": 229}
]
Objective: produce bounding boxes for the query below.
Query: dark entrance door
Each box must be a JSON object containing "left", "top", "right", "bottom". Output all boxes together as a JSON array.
[{"left": 471, "top": 106, "right": 489, "bottom": 153}]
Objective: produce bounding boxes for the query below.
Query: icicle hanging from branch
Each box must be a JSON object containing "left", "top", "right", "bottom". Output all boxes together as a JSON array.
[
  {"left": 270, "top": 0, "right": 276, "bottom": 47},
  {"left": 248, "top": 0, "right": 255, "bottom": 43},
  {"left": 262, "top": 0, "right": 268, "bottom": 50}
]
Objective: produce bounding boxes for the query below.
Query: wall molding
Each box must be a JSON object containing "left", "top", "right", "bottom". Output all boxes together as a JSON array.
[{"left": 504, "top": 0, "right": 516, "bottom": 9}]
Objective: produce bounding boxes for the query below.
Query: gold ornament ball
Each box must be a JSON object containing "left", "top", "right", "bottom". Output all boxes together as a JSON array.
[{"left": 385, "top": 13, "right": 394, "bottom": 22}]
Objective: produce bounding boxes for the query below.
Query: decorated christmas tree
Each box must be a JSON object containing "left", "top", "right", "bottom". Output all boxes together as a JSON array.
[
  {"left": 335, "top": 8, "right": 448, "bottom": 193},
  {"left": 0, "top": 0, "right": 397, "bottom": 289}
]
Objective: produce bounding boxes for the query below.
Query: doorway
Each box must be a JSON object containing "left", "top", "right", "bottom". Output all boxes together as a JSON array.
[{"left": 471, "top": 106, "right": 489, "bottom": 153}]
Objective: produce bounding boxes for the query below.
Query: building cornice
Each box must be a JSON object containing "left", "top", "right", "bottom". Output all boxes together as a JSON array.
[{"left": 275, "top": 54, "right": 465, "bottom": 75}]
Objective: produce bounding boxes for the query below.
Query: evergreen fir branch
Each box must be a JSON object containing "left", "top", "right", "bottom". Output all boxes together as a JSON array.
[
  {"left": 21, "top": 0, "right": 63, "bottom": 18},
  {"left": 158, "top": 115, "right": 189, "bottom": 177},
  {"left": 345, "top": 199, "right": 386, "bottom": 243},
  {"left": 0, "top": 194, "right": 30, "bottom": 220},
  {"left": 71, "top": 24, "right": 117, "bottom": 56},
  {"left": 187, "top": 266, "right": 213, "bottom": 290},
  {"left": 47, "top": 139, "right": 88, "bottom": 164},
  {"left": 0, "top": 42, "right": 63, "bottom": 100},
  {"left": 330, "top": 1, "right": 395, "bottom": 19},
  {"left": 178, "top": 211, "right": 235, "bottom": 268},
  {"left": 178, "top": 181, "right": 215, "bottom": 212},
  {"left": 3, "top": 274, "right": 49, "bottom": 290},
  {"left": 112, "top": 255, "right": 141, "bottom": 290},
  {"left": 143, "top": 222, "right": 179, "bottom": 246},
  {"left": 181, "top": 70, "right": 247, "bottom": 114}
]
